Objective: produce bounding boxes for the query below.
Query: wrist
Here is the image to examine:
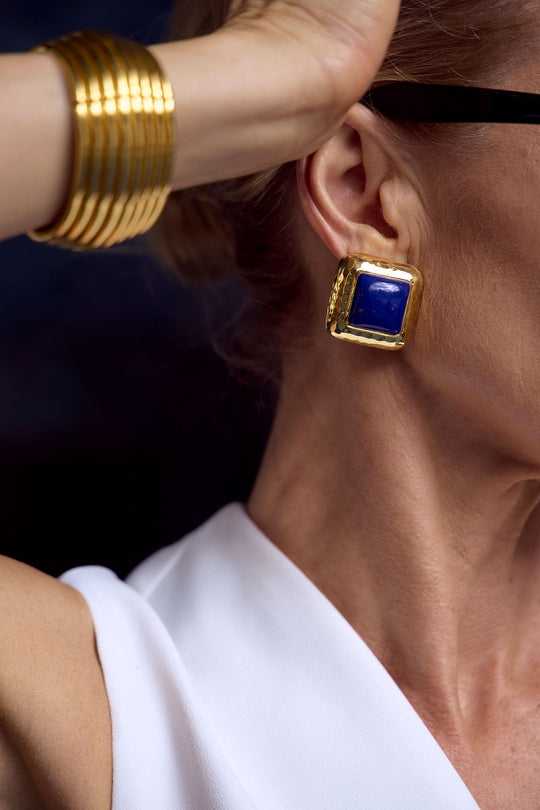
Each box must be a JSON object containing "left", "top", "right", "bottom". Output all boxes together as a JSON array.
[{"left": 151, "top": 24, "right": 348, "bottom": 189}]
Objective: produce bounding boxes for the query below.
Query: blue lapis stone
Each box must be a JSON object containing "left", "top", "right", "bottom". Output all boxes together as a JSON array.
[{"left": 348, "top": 273, "right": 410, "bottom": 335}]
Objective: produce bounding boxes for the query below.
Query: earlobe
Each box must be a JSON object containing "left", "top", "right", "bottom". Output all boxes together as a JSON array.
[{"left": 297, "top": 104, "right": 413, "bottom": 263}]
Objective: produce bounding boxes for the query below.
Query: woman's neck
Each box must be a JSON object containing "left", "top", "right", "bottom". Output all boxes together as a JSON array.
[{"left": 248, "top": 346, "right": 540, "bottom": 737}]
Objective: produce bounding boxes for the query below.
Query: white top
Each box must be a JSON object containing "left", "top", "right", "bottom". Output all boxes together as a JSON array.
[{"left": 61, "top": 503, "right": 480, "bottom": 810}]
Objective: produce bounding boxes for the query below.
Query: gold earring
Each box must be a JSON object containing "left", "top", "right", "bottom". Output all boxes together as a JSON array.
[{"left": 326, "top": 254, "right": 423, "bottom": 350}]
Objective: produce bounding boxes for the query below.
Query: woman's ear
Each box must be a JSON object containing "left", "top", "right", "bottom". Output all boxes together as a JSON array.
[{"left": 297, "top": 104, "right": 419, "bottom": 264}]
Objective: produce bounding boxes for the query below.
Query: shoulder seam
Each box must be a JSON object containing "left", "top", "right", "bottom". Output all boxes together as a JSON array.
[{"left": 134, "top": 538, "right": 189, "bottom": 601}]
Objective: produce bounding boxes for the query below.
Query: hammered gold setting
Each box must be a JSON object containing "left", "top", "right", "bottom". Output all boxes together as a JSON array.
[
  {"left": 326, "top": 255, "right": 423, "bottom": 350},
  {"left": 28, "top": 31, "right": 176, "bottom": 250}
]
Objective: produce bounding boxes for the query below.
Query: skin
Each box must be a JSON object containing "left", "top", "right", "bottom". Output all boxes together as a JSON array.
[
  {"left": 248, "top": 50, "right": 540, "bottom": 809},
  {"left": 0, "top": 559, "right": 112, "bottom": 809},
  {"left": 0, "top": 2, "right": 400, "bottom": 807}
]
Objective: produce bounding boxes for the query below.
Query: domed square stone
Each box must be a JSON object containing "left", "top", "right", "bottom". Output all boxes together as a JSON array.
[
  {"left": 326, "top": 255, "right": 423, "bottom": 350},
  {"left": 348, "top": 274, "right": 411, "bottom": 336}
]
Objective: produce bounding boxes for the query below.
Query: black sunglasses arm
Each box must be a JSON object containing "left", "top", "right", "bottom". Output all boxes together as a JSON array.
[{"left": 363, "top": 83, "right": 540, "bottom": 124}]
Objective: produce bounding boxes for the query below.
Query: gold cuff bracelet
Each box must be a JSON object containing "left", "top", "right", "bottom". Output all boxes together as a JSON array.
[{"left": 28, "top": 30, "right": 176, "bottom": 250}]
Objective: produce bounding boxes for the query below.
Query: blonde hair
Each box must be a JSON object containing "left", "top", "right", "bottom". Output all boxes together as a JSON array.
[{"left": 152, "top": 0, "right": 534, "bottom": 378}]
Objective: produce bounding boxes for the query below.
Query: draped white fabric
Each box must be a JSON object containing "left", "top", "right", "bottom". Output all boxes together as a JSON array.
[{"left": 62, "top": 503, "right": 479, "bottom": 809}]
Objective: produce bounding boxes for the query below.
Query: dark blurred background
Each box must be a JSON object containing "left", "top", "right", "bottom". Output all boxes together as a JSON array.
[{"left": 0, "top": 1, "right": 271, "bottom": 578}]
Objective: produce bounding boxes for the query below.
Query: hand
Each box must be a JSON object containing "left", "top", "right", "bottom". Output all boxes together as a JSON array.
[{"left": 223, "top": 0, "right": 401, "bottom": 157}]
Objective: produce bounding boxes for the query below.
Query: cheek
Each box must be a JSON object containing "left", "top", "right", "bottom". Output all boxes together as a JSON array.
[
  {"left": 420, "top": 127, "right": 539, "bottom": 340},
  {"left": 486, "top": 135, "right": 539, "bottom": 258},
  {"left": 408, "top": 136, "right": 540, "bottom": 455}
]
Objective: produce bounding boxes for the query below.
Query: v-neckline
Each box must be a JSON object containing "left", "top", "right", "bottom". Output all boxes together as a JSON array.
[{"left": 145, "top": 503, "right": 482, "bottom": 809}]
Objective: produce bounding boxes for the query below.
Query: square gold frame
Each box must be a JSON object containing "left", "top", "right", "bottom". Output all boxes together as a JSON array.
[{"left": 325, "top": 255, "right": 423, "bottom": 350}]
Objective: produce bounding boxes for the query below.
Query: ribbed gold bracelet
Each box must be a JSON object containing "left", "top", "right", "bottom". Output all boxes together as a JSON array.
[{"left": 27, "top": 31, "right": 176, "bottom": 250}]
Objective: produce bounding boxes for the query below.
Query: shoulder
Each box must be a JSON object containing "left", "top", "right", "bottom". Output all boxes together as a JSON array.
[{"left": 0, "top": 556, "right": 112, "bottom": 810}]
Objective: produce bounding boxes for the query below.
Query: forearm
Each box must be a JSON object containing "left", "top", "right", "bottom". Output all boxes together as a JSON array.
[
  {"left": 0, "top": 52, "right": 71, "bottom": 242},
  {"left": 0, "top": 0, "right": 395, "bottom": 245},
  {"left": 0, "top": 33, "right": 304, "bottom": 243}
]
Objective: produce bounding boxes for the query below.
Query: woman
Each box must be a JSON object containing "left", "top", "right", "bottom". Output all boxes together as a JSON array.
[{"left": 1, "top": 0, "right": 539, "bottom": 807}]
